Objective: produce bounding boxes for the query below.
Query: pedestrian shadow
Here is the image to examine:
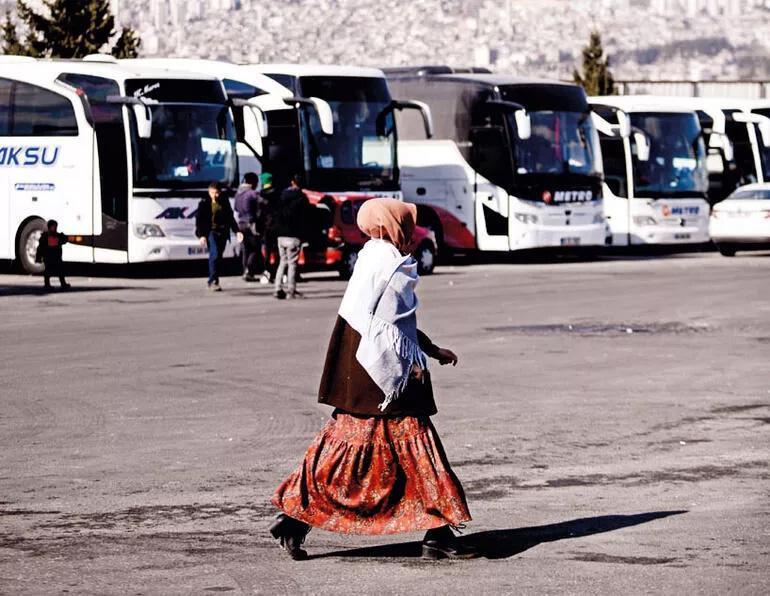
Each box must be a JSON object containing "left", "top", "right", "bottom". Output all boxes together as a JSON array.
[
  {"left": 0, "top": 285, "right": 150, "bottom": 297},
  {"left": 310, "top": 510, "right": 686, "bottom": 560}
]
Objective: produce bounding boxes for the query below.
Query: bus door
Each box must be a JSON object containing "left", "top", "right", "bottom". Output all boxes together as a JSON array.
[
  {"left": 470, "top": 126, "right": 511, "bottom": 251},
  {"left": 58, "top": 74, "right": 127, "bottom": 262}
]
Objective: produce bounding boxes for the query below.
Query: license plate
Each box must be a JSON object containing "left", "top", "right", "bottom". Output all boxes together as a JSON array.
[
  {"left": 674, "top": 233, "right": 691, "bottom": 240},
  {"left": 187, "top": 246, "right": 207, "bottom": 255},
  {"left": 560, "top": 237, "right": 581, "bottom": 246}
]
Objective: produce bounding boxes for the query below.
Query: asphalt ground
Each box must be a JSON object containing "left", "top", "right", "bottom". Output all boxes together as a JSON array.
[{"left": 1, "top": 251, "right": 769, "bottom": 595}]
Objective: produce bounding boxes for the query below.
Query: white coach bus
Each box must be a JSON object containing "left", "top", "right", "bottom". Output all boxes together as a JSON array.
[
  {"left": 385, "top": 68, "right": 606, "bottom": 253},
  {"left": 0, "top": 56, "right": 265, "bottom": 273},
  {"left": 589, "top": 96, "right": 710, "bottom": 246}
]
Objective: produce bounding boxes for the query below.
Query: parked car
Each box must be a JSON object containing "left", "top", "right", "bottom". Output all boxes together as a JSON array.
[
  {"left": 709, "top": 183, "right": 770, "bottom": 256},
  {"left": 300, "top": 194, "right": 437, "bottom": 279}
]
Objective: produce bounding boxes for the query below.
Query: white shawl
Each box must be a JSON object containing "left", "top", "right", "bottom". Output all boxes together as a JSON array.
[{"left": 338, "top": 239, "right": 428, "bottom": 411}]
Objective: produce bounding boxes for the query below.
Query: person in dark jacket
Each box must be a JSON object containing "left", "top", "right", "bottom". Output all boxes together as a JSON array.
[
  {"left": 195, "top": 181, "right": 242, "bottom": 291},
  {"left": 259, "top": 172, "right": 280, "bottom": 284},
  {"left": 273, "top": 175, "right": 311, "bottom": 299},
  {"left": 35, "top": 219, "right": 70, "bottom": 290},
  {"left": 233, "top": 172, "right": 265, "bottom": 281}
]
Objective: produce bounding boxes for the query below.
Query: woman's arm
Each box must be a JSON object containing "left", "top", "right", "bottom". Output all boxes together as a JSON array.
[{"left": 417, "top": 329, "right": 458, "bottom": 366}]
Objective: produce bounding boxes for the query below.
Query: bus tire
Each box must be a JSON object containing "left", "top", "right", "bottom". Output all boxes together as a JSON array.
[
  {"left": 416, "top": 206, "right": 444, "bottom": 252},
  {"left": 415, "top": 241, "right": 436, "bottom": 275},
  {"left": 717, "top": 244, "right": 736, "bottom": 257},
  {"left": 338, "top": 248, "right": 359, "bottom": 280},
  {"left": 17, "top": 218, "right": 47, "bottom": 275}
]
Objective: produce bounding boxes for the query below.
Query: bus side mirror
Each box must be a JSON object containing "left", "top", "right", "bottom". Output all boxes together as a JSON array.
[
  {"left": 391, "top": 100, "right": 434, "bottom": 139},
  {"left": 309, "top": 97, "right": 334, "bottom": 135},
  {"left": 634, "top": 132, "right": 651, "bottom": 161},
  {"left": 242, "top": 106, "right": 265, "bottom": 156},
  {"left": 132, "top": 104, "right": 153, "bottom": 139},
  {"left": 617, "top": 112, "right": 631, "bottom": 138},
  {"left": 107, "top": 95, "right": 152, "bottom": 138},
  {"left": 283, "top": 96, "right": 334, "bottom": 135},
  {"left": 732, "top": 112, "right": 770, "bottom": 147},
  {"left": 709, "top": 132, "right": 734, "bottom": 162},
  {"left": 514, "top": 110, "right": 531, "bottom": 140}
]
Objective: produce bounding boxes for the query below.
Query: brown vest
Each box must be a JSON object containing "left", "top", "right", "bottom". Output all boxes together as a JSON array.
[{"left": 318, "top": 316, "right": 439, "bottom": 417}]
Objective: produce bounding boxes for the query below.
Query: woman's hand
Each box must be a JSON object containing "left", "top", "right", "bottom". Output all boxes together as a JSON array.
[
  {"left": 435, "top": 347, "right": 458, "bottom": 366},
  {"left": 236, "top": 232, "right": 244, "bottom": 243},
  {"left": 198, "top": 236, "right": 207, "bottom": 247},
  {"left": 410, "top": 362, "right": 424, "bottom": 382}
]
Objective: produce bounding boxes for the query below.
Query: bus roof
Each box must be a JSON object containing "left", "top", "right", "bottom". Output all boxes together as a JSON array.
[
  {"left": 250, "top": 64, "right": 386, "bottom": 79},
  {"left": 0, "top": 57, "right": 222, "bottom": 86},
  {"left": 590, "top": 95, "right": 700, "bottom": 114},
  {"left": 121, "top": 58, "right": 292, "bottom": 96},
  {"left": 386, "top": 69, "right": 579, "bottom": 89}
]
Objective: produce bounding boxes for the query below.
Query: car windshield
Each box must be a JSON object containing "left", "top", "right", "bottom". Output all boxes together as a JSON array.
[
  {"left": 728, "top": 188, "right": 770, "bottom": 200},
  {"left": 298, "top": 76, "right": 396, "bottom": 191},
  {"left": 133, "top": 104, "right": 237, "bottom": 189},
  {"left": 630, "top": 112, "right": 708, "bottom": 198}
]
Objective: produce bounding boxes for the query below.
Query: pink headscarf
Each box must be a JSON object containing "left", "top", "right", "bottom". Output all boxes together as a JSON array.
[{"left": 356, "top": 198, "right": 418, "bottom": 252}]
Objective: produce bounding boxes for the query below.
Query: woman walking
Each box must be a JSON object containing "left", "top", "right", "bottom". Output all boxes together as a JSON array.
[{"left": 270, "top": 198, "right": 476, "bottom": 561}]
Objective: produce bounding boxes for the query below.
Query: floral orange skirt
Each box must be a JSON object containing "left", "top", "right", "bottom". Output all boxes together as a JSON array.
[{"left": 272, "top": 413, "right": 471, "bottom": 535}]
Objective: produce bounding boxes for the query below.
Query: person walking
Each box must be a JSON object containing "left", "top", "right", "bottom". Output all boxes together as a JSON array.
[
  {"left": 273, "top": 175, "right": 310, "bottom": 300},
  {"left": 234, "top": 172, "right": 265, "bottom": 281},
  {"left": 35, "top": 219, "right": 70, "bottom": 290},
  {"left": 270, "top": 198, "right": 476, "bottom": 561},
  {"left": 259, "top": 172, "right": 280, "bottom": 284},
  {"left": 195, "top": 181, "right": 242, "bottom": 292}
]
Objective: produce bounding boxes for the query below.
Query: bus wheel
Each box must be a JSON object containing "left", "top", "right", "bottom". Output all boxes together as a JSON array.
[
  {"left": 17, "top": 219, "right": 46, "bottom": 274},
  {"left": 416, "top": 241, "right": 436, "bottom": 275},
  {"left": 718, "top": 244, "right": 736, "bottom": 257},
  {"left": 339, "top": 248, "right": 359, "bottom": 280}
]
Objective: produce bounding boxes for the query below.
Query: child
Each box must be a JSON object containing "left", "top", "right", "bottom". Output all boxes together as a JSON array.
[{"left": 36, "top": 220, "right": 70, "bottom": 290}]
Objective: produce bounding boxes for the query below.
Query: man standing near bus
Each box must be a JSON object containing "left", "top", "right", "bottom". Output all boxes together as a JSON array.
[
  {"left": 260, "top": 172, "right": 280, "bottom": 285},
  {"left": 273, "top": 175, "right": 310, "bottom": 300},
  {"left": 234, "top": 172, "right": 265, "bottom": 282},
  {"left": 195, "top": 181, "right": 243, "bottom": 292}
]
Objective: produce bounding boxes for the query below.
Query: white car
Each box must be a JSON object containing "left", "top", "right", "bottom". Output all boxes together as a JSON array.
[{"left": 709, "top": 183, "right": 770, "bottom": 256}]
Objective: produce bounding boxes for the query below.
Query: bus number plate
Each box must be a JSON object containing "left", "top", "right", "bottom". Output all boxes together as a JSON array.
[
  {"left": 674, "top": 233, "right": 691, "bottom": 240},
  {"left": 560, "top": 237, "right": 581, "bottom": 246},
  {"left": 188, "top": 246, "right": 207, "bottom": 255}
]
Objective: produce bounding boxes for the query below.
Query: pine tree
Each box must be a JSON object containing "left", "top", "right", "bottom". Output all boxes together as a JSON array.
[
  {"left": 1, "top": 11, "right": 27, "bottom": 55},
  {"left": 111, "top": 27, "right": 140, "bottom": 59},
  {"left": 16, "top": 0, "right": 139, "bottom": 59},
  {"left": 573, "top": 30, "right": 616, "bottom": 96}
]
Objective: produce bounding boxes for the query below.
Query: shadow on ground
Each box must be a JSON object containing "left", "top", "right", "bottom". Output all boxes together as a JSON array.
[
  {"left": 311, "top": 510, "right": 686, "bottom": 560},
  {"left": 0, "top": 285, "right": 154, "bottom": 297}
]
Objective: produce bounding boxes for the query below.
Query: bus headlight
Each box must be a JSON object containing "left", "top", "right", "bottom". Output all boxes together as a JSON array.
[
  {"left": 134, "top": 223, "right": 166, "bottom": 238},
  {"left": 632, "top": 216, "right": 657, "bottom": 226},
  {"left": 514, "top": 213, "right": 538, "bottom": 224}
]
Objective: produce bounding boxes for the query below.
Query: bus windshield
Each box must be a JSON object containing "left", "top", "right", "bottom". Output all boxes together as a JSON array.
[
  {"left": 133, "top": 104, "right": 237, "bottom": 189},
  {"left": 630, "top": 112, "right": 708, "bottom": 198},
  {"left": 298, "top": 76, "right": 396, "bottom": 191},
  {"left": 512, "top": 111, "right": 602, "bottom": 176}
]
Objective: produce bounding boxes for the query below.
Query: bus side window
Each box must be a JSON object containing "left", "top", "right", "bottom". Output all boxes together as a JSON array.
[
  {"left": 599, "top": 136, "right": 628, "bottom": 197},
  {"left": 11, "top": 81, "right": 78, "bottom": 136},
  {"left": 0, "top": 79, "right": 12, "bottom": 134},
  {"left": 470, "top": 127, "right": 513, "bottom": 189}
]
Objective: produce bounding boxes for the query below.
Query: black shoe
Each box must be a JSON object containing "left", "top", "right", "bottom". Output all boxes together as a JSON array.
[
  {"left": 273, "top": 289, "right": 286, "bottom": 300},
  {"left": 286, "top": 291, "right": 303, "bottom": 300},
  {"left": 269, "top": 514, "right": 310, "bottom": 560},
  {"left": 422, "top": 526, "right": 479, "bottom": 560},
  {"left": 60, "top": 282, "right": 71, "bottom": 290}
]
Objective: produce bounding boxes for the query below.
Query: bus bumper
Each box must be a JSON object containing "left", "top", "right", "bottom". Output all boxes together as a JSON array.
[{"left": 510, "top": 223, "right": 607, "bottom": 250}]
